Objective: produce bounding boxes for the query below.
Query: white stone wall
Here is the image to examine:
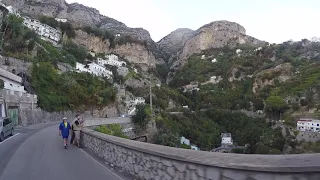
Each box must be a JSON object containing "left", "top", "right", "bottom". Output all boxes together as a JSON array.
[{"left": 81, "top": 129, "right": 320, "bottom": 180}]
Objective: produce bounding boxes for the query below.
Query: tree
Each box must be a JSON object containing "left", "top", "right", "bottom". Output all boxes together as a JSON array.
[
  {"left": 265, "top": 96, "right": 286, "bottom": 120},
  {"left": 132, "top": 104, "right": 149, "bottom": 128}
]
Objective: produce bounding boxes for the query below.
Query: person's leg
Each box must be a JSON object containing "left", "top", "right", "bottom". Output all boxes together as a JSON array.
[
  {"left": 75, "top": 131, "right": 80, "bottom": 147},
  {"left": 70, "top": 131, "right": 74, "bottom": 144},
  {"left": 63, "top": 138, "right": 67, "bottom": 149}
]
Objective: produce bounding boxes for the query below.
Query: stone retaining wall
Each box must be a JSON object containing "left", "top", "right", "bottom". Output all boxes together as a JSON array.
[{"left": 81, "top": 128, "right": 320, "bottom": 180}]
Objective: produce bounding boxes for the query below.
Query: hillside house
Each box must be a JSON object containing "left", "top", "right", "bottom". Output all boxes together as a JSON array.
[
  {"left": 125, "top": 97, "right": 146, "bottom": 116},
  {"left": 180, "top": 136, "right": 200, "bottom": 151},
  {"left": 55, "top": 18, "right": 67, "bottom": 23},
  {"left": 297, "top": 118, "right": 320, "bottom": 133},
  {"left": 22, "top": 17, "right": 61, "bottom": 44},
  {"left": 221, "top": 133, "right": 233, "bottom": 145},
  {"left": 97, "top": 54, "right": 126, "bottom": 68},
  {"left": 5, "top": 5, "right": 19, "bottom": 16},
  {"left": 0, "top": 67, "right": 25, "bottom": 92},
  {"left": 76, "top": 62, "right": 112, "bottom": 79}
]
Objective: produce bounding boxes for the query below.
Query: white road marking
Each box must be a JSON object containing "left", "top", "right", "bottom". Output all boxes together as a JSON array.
[
  {"left": 79, "top": 148, "right": 125, "bottom": 180},
  {"left": 0, "top": 133, "right": 20, "bottom": 145}
]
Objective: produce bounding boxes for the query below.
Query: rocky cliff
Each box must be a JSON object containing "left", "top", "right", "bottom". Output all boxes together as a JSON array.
[
  {"left": 73, "top": 30, "right": 160, "bottom": 69},
  {"left": 170, "top": 21, "right": 266, "bottom": 70},
  {"left": 157, "top": 28, "right": 194, "bottom": 60},
  {"left": 2, "top": 0, "right": 164, "bottom": 69}
]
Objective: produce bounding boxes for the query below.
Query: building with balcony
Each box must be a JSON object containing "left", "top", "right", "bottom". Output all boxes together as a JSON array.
[
  {"left": 297, "top": 118, "right": 320, "bottom": 133},
  {"left": 22, "top": 17, "right": 62, "bottom": 44},
  {"left": 97, "top": 54, "right": 126, "bottom": 68},
  {"left": 75, "top": 62, "right": 112, "bottom": 79}
]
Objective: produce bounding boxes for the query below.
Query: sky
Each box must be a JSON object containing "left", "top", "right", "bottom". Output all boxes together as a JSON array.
[{"left": 66, "top": 0, "right": 320, "bottom": 43}]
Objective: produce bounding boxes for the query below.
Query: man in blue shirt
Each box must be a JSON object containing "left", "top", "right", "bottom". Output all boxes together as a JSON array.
[{"left": 59, "top": 117, "right": 71, "bottom": 149}]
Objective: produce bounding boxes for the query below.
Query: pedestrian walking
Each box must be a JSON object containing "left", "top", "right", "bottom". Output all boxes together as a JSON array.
[
  {"left": 59, "top": 117, "right": 71, "bottom": 149},
  {"left": 70, "top": 114, "right": 80, "bottom": 145},
  {"left": 72, "top": 118, "right": 84, "bottom": 148}
]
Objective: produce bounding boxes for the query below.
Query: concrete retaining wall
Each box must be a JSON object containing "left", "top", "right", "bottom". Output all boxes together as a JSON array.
[
  {"left": 81, "top": 128, "right": 320, "bottom": 180},
  {"left": 297, "top": 131, "right": 320, "bottom": 143}
]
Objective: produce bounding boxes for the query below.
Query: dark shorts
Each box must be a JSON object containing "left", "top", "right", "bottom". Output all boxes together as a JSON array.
[{"left": 62, "top": 136, "right": 69, "bottom": 139}]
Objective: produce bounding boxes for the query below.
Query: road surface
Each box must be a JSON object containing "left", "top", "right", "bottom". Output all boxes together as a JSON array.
[{"left": 0, "top": 123, "right": 131, "bottom": 180}]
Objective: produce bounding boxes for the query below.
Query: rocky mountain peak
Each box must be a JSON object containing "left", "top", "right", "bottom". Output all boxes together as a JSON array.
[
  {"left": 157, "top": 28, "right": 194, "bottom": 59},
  {"left": 174, "top": 20, "right": 266, "bottom": 66}
]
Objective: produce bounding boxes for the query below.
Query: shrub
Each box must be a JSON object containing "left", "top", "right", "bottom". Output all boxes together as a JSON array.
[{"left": 95, "top": 124, "right": 128, "bottom": 139}]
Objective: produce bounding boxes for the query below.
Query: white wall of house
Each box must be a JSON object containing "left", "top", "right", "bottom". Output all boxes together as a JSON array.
[
  {"left": 76, "top": 62, "right": 112, "bottom": 79},
  {"left": 181, "top": 137, "right": 190, "bottom": 146},
  {"left": 297, "top": 119, "right": 320, "bottom": 133},
  {"left": 97, "top": 56, "right": 126, "bottom": 68},
  {"left": 55, "top": 18, "right": 67, "bottom": 22},
  {"left": 0, "top": 67, "right": 25, "bottom": 92},
  {"left": 221, "top": 133, "right": 233, "bottom": 145},
  {"left": 2, "top": 78, "right": 25, "bottom": 92},
  {"left": 22, "top": 17, "right": 61, "bottom": 43}
]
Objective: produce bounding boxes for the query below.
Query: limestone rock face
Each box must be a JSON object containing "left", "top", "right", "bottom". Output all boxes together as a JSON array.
[
  {"left": 157, "top": 28, "right": 194, "bottom": 59},
  {"left": 174, "top": 21, "right": 265, "bottom": 69},
  {"left": 106, "top": 43, "right": 160, "bottom": 71},
  {"left": 72, "top": 30, "right": 109, "bottom": 53}
]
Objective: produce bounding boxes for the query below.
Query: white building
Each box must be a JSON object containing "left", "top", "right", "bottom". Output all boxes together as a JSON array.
[
  {"left": 221, "top": 133, "right": 233, "bottom": 145},
  {"left": 97, "top": 54, "right": 126, "bottom": 68},
  {"left": 22, "top": 17, "right": 62, "bottom": 43},
  {"left": 76, "top": 62, "right": 112, "bottom": 79},
  {"left": 131, "top": 97, "right": 145, "bottom": 105},
  {"left": 0, "top": 67, "right": 25, "bottom": 92},
  {"left": 55, "top": 18, "right": 67, "bottom": 23},
  {"left": 181, "top": 137, "right": 190, "bottom": 146},
  {"left": 6, "top": 6, "right": 20, "bottom": 16},
  {"left": 297, "top": 118, "right": 320, "bottom": 133},
  {"left": 180, "top": 136, "right": 200, "bottom": 151}
]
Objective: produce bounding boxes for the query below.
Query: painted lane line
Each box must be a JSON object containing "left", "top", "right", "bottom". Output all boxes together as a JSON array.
[
  {"left": 79, "top": 148, "right": 125, "bottom": 180},
  {"left": 0, "top": 133, "right": 20, "bottom": 145}
]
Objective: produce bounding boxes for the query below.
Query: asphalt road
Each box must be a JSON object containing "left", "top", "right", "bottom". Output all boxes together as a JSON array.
[{"left": 0, "top": 123, "right": 131, "bottom": 180}]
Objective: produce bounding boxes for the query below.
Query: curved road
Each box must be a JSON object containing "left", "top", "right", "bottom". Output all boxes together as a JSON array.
[{"left": 0, "top": 122, "right": 130, "bottom": 180}]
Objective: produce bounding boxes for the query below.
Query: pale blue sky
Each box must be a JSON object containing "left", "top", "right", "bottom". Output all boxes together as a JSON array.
[{"left": 66, "top": 0, "right": 320, "bottom": 43}]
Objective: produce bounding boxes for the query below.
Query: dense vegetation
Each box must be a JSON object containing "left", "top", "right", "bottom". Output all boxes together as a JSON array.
[
  {"left": 31, "top": 62, "right": 117, "bottom": 112},
  {"left": 95, "top": 124, "right": 128, "bottom": 139},
  {"left": 150, "top": 40, "right": 320, "bottom": 154},
  {"left": 154, "top": 109, "right": 285, "bottom": 154},
  {"left": 1, "top": 15, "right": 87, "bottom": 67}
]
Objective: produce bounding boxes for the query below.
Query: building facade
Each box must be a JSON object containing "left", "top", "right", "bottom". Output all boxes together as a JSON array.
[
  {"left": 221, "top": 133, "right": 233, "bottom": 145},
  {"left": 55, "top": 18, "right": 67, "bottom": 23},
  {"left": 97, "top": 54, "right": 126, "bottom": 68},
  {"left": 0, "top": 67, "right": 25, "bottom": 92},
  {"left": 297, "top": 118, "right": 320, "bottom": 133},
  {"left": 76, "top": 62, "right": 112, "bottom": 79},
  {"left": 22, "top": 17, "right": 61, "bottom": 43}
]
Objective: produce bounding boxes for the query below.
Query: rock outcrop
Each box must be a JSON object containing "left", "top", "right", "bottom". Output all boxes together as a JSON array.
[
  {"left": 171, "top": 21, "right": 266, "bottom": 70},
  {"left": 73, "top": 30, "right": 109, "bottom": 53},
  {"left": 106, "top": 43, "right": 159, "bottom": 70},
  {"left": 157, "top": 28, "right": 194, "bottom": 59}
]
